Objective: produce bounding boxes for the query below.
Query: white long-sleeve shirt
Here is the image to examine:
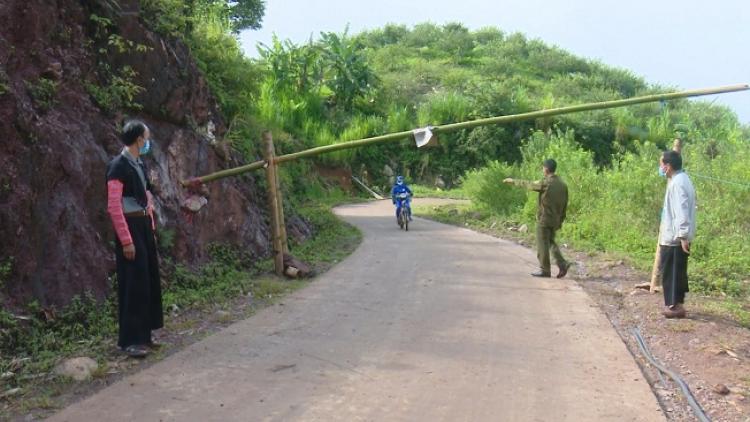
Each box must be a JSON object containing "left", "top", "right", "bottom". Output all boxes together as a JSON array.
[{"left": 659, "top": 170, "right": 696, "bottom": 246}]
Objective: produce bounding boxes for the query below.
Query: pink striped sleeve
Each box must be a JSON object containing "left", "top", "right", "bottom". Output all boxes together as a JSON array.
[
  {"left": 147, "top": 191, "right": 155, "bottom": 230},
  {"left": 107, "top": 180, "right": 133, "bottom": 245}
]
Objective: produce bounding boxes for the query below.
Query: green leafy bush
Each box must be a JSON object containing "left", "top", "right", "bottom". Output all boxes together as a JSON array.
[
  {"left": 24, "top": 78, "right": 58, "bottom": 112},
  {"left": 84, "top": 64, "right": 144, "bottom": 113},
  {"left": 189, "top": 14, "right": 260, "bottom": 122}
]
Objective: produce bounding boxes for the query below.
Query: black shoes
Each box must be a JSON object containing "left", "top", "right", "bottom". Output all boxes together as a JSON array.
[
  {"left": 557, "top": 262, "right": 571, "bottom": 279},
  {"left": 531, "top": 263, "right": 571, "bottom": 279}
]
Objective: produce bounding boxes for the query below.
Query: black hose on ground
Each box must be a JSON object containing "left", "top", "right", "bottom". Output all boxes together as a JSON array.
[
  {"left": 632, "top": 327, "right": 711, "bottom": 422},
  {"left": 633, "top": 329, "right": 668, "bottom": 389}
]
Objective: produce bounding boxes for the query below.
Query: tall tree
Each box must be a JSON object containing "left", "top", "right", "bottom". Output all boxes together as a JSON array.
[{"left": 187, "top": 0, "right": 266, "bottom": 33}]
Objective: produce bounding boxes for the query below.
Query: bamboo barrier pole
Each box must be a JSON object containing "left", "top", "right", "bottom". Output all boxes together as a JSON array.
[
  {"left": 263, "top": 131, "right": 284, "bottom": 275},
  {"left": 182, "top": 84, "right": 748, "bottom": 186},
  {"left": 272, "top": 84, "right": 749, "bottom": 165},
  {"left": 181, "top": 159, "right": 265, "bottom": 187}
]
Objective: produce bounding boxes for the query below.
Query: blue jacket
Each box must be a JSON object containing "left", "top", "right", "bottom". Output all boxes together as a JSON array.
[{"left": 391, "top": 184, "right": 413, "bottom": 204}]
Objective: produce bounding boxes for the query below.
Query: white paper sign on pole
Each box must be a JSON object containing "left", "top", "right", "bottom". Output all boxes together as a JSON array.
[{"left": 413, "top": 126, "right": 438, "bottom": 148}]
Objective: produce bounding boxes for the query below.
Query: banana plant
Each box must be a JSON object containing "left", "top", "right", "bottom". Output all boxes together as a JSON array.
[{"left": 318, "top": 30, "right": 376, "bottom": 111}]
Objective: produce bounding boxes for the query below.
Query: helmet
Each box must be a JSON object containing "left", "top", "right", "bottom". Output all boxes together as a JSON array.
[{"left": 396, "top": 175, "right": 403, "bottom": 185}]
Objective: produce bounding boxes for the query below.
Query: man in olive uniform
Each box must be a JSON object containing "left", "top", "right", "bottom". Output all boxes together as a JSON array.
[{"left": 504, "top": 158, "right": 571, "bottom": 278}]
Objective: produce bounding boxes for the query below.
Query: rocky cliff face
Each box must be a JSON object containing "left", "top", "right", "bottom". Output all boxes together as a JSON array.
[{"left": 0, "top": 0, "right": 309, "bottom": 309}]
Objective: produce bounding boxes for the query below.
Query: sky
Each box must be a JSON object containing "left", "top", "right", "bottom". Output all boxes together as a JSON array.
[{"left": 239, "top": 0, "right": 750, "bottom": 123}]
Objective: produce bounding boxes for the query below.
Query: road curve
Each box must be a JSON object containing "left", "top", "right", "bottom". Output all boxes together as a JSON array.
[{"left": 45, "top": 199, "right": 665, "bottom": 422}]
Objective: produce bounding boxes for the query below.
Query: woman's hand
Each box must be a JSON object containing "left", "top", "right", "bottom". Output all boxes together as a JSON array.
[{"left": 123, "top": 243, "right": 136, "bottom": 260}]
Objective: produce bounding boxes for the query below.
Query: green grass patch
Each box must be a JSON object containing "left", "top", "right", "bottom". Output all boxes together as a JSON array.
[
  {"left": 289, "top": 200, "right": 363, "bottom": 272},
  {"left": 696, "top": 297, "right": 750, "bottom": 329}
]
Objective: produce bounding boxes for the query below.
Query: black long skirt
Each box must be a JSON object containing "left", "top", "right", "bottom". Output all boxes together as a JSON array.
[{"left": 114, "top": 216, "right": 163, "bottom": 348}]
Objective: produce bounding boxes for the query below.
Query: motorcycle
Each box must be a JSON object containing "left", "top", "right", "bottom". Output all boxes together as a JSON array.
[{"left": 396, "top": 192, "right": 411, "bottom": 231}]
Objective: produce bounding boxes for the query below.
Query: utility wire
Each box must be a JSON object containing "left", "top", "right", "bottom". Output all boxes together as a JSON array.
[{"left": 688, "top": 172, "right": 750, "bottom": 189}]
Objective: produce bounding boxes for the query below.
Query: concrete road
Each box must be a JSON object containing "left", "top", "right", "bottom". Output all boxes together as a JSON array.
[{"left": 46, "top": 199, "right": 665, "bottom": 422}]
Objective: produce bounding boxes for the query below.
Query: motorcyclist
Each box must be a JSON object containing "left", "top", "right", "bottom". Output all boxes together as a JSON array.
[{"left": 391, "top": 175, "right": 413, "bottom": 223}]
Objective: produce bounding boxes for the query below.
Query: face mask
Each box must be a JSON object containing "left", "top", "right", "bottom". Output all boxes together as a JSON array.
[
  {"left": 139, "top": 139, "right": 151, "bottom": 155},
  {"left": 397, "top": 181, "right": 403, "bottom": 185},
  {"left": 658, "top": 166, "right": 666, "bottom": 177}
]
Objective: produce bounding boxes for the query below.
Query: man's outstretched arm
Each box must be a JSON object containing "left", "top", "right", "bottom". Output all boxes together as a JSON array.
[{"left": 503, "top": 178, "right": 545, "bottom": 192}]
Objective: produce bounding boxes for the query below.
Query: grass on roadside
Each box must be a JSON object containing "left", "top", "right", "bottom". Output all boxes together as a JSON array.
[
  {"left": 693, "top": 297, "right": 750, "bottom": 329},
  {"left": 290, "top": 199, "right": 363, "bottom": 272}
]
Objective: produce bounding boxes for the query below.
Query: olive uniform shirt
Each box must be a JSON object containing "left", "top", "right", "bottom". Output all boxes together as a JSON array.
[{"left": 512, "top": 174, "right": 568, "bottom": 229}]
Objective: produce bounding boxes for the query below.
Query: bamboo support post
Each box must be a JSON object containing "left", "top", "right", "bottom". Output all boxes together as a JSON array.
[
  {"left": 263, "top": 131, "right": 284, "bottom": 275},
  {"left": 274, "top": 145, "right": 289, "bottom": 254}
]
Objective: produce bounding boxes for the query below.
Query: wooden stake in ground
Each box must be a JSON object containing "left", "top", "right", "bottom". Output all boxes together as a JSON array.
[{"left": 637, "top": 137, "right": 683, "bottom": 293}]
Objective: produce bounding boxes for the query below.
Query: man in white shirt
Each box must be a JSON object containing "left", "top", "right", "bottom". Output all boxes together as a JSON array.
[{"left": 658, "top": 150, "right": 696, "bottom": 318}]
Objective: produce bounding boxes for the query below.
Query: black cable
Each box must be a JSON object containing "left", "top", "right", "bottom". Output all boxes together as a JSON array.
[
  {"left": 634, "top": 331, "right": 668, "bottom": 389},
  {"left": 632, "top": 327, "right": 711, "bottom": 422}
]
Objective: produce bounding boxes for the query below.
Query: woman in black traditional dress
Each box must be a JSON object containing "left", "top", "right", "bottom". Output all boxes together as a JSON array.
[{"left": 106, "top": 120, "right": 163, "bottom": 357}]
